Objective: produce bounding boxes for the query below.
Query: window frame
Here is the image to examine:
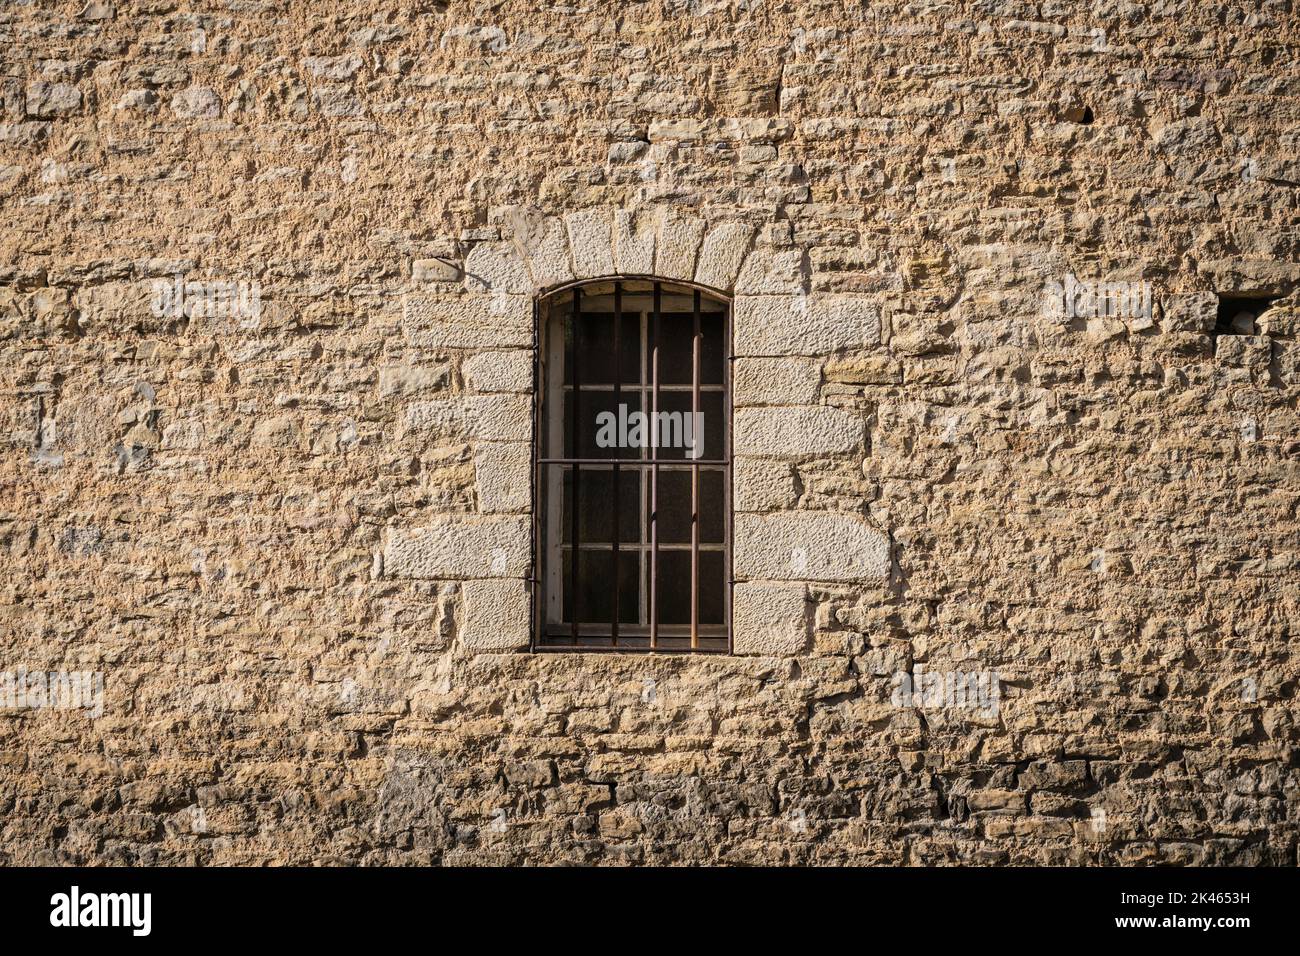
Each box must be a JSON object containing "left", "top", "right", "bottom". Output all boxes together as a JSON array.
[{"left": 530, "top": 277, "right": 733, "bottom": 654}]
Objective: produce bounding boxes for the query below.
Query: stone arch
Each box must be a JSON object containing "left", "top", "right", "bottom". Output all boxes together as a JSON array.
[{"left": 460, "top": 206, "right": 765, "bottom": 299}]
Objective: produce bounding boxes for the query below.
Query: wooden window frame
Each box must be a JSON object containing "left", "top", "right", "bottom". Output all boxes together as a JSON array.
[{"left": 531, "top": 278, "right": 732, "bottom": 654}]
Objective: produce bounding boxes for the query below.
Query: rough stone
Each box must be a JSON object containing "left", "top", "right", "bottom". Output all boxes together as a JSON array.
[
  {"left": 734, "top": 405, "right": 864, "bottom": 457},
  {"left": 732, "top": 582, "right": 808, "bottom": 655},
  {"left": 385, "top": 515, "right": 530, "bottom": 579},
  {"left": 735, "top": 512, "right": 891, "bottom": 583}
]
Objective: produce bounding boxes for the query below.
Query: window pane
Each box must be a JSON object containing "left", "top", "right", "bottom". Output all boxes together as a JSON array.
[
  {"left": 563, "top": 311, "right": 640, "bottom": 386},
  {"left": 649, "top": 391, "right": 724, "bottom": 461},
  {"left": 654, "top": 550, "right": 725, "bottom": 626},
  {"left": 562, "top": 548, "right": 639, "bottom": 625},
  {"left": 656, "top": 311, "right": 724, "bottom": 386},
  {"left": 563, "top": 467, "right": 640, "bottom": 545},
  {"left": 566, "top": 391, "right": 642, "bottom": 459},
  {"left": 651, "top": 469, "right": 725, "bottom": 544}
]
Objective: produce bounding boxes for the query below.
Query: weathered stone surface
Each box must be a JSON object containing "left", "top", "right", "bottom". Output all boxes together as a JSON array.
[
  {"left": 695, "top": 222, "right": 754, "bottom": 292},
  {"left": 462, "top": 350, "right": 531, "bottom": 393},
  {"left": 464, "top": 242, "right": 530, "bottom": 294},
  {"left": 733, "top": 356, "right": 820, "bottom": 406},
  {"left": 732, "top": 582, "right": 808, "bottom": 655},
  {"left": 734, "top": 295, "right": 881, "bottom": 355},
  {"left": 25, "top": 82, "right": 82, "bottom": 117},
  {"left": 460, "top": 579, "right": 531, "bottom": 650},
  {"left": 735, "top": 512, "right": 890, "bottom": 583},
  {"left": 378, "top": 362, "right": 449, "bottom": 398},
  {"left": 565, "top": 209, "right": 616, "bottom": 279},
  {"left": 734, "top": 457, "right": 798, "bottom": 512},
  {"left": 734, "top": 405, "right": 863, "bottom": 457},
  {"left": 405, "top": 395, "right": 530, "bottom": 441},
  {"left": 613, "top": 209, "right": 655, "bottom": 275},
  {"left": 403, "top": 294, "right": 531, "bottom": 348},
  {"left": 385, "top": 516, "right": 530, "bottom": 578},
  {"left": 654, "top": 213, "right": 705, "bottom": 283},
  {"left": 475, "top": 442, "right": 530, "bottom": 513}
]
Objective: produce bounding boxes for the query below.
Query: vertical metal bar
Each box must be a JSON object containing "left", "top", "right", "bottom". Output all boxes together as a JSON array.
[
  {"left": 650, "top": 282, "right": 660, "bottom": 650},
  {"left": 691, "top": 289, "right": 700, "bottom": 650},
  {"left": 725, "top": 302, "right": 733, "bottom": 654},
  {"left": 570, "top": 288, "right": 581, "bottom": 644},
  {"left": 611, "top": 282, "right": 621, "bottom": 647}
]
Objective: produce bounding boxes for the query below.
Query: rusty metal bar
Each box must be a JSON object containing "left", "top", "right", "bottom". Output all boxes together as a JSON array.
[
  {"left": 649, "top": 281, "right": 660, "bottom": 650},
  {"left": 691, "top": 289, "right": 701, "bottom": 650},
  {"left": 611, "top": 282, "right": 621, "bottom": 646},
  {"left": 539, "top": 458, "right": 728, "bottom": 465},
  {"left": 570, "top": 288, "right": 581, "bottom": 644}
]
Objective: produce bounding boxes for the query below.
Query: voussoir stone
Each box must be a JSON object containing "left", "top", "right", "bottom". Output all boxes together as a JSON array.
[
  {"left": 565, "top": 209, "right": 616, "bottom": 279},
  {"left": 735, "top": 512, "right": 891, "bottom": 583},
  {"left": 733, "top": 582, "right": 809, "bottom": 655},
  {"left": 385, "top": 515, "right": 530, "bottom": 579},
  {"left": 613, "top": 210, "right": 656, "bottom": 275},
  {"left": 734, "top": 405, "right": 864, "bottom": 457},
  {"left": 655, "top": 213, "right": 706, "bottom": 283},
  {"left": 695, "top": 222, "right": 755, "bottom": 292},
  {"left": 460, "top": 579, "right": 531, "bottom": 651}
]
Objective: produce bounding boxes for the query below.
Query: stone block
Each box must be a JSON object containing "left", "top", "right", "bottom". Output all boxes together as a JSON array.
[
  {"left": 475, "top": 442, "right": 530, "bottom": 513},
  {"left": 402, "top": 294, "right": 532, "bottom": 349},
  {"left": 732, "top": 582, "right": 809, "bottom": 655},
  {"left": 460, "top": 579, "right": 531, "bottom": 651},
  {"left": 695, "top": 222, "right": 754, "bottom": 292},
  {"left": 734, "top": 405, "right": 863, "bottom": 457},
  {"left": 655, "top": 213, "right": 705, "bottom": 283},
  {"left": 463, "top": 242, "right": 531, "bottom": 294},
  {"left": 733, "top": 356, "right": 820, "bottom": 406},
  {"left": 734, "top": 457, "right": 798, "bottom": 512},
  {"left": 565, "top": 209, "right": 616, "bottom": 278},
  {"left": 734, "top": 294, "right": 881, "bottom": 356},
  {"left": 405, "top": 395, "right": 531, "bottom": 441},
  {"left": 613, "top": 210, "right": 656, "bottom": 275},
  {"left": 463, "top": 351, "right": 532, "bottom": 393},
  {"left": 735, "top": 512, "right": 890, "bottom": 583},
  {"left": 385, "top": 515, "right": 530, "bottom": 578}
]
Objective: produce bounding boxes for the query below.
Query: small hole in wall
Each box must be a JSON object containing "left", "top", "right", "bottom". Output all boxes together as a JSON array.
[
  {"left": 1080, "top": 106, "right": 1094, "bottom": 124},
  {"left": 1215, "top": 295, "right": 1276, "bottom": 337}
]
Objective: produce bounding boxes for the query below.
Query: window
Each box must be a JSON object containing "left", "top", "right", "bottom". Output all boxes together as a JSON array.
[{"left": 534, "top": 279, "right": 731, "bottom": 652}]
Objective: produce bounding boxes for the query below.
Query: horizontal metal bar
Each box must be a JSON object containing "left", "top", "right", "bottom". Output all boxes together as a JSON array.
[
  {"left": 539, "top": 458, "right": 730, "bottom": 466},
  {"left": 534, "top": 645, "right": 730, "bottom": 655}
]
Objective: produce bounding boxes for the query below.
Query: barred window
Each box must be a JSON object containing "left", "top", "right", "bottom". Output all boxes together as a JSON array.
[{"left": 534, "top": 279, "right": 731, "bottom": 652}]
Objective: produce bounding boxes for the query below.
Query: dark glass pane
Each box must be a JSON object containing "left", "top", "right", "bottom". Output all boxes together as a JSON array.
[
  {"left": 652, "top": 469, "right": 725, "bottom": 544},
  {"left": 563, "top": 467, "right": 640, "bottom": 545},
  {"left": 649, "top": 391, "right": 724, "bottom": 461},
  {"left": 562, "top": 548, "right": 639, "bottom": 625},
  {"left": 656, "top": 311, "right": 724, "bottom": 386},
  {"left": 654, "top": 550, "right": 725, "bottom": 626},
  {"left": 565, "top": 391, "right": 642, "bottom": 459},
  {"left": 563, "top": 310, "right": 640, "bottom": 386}
]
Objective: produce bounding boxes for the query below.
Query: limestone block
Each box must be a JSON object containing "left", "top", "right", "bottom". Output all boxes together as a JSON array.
[
  {"left": 1159, "top": 293, "right": 1217, "bottom": 333},
  {"left": 695, "top": 222, "right": 755, "bottom": 292},
  {"left": 732, "top": 582, "right": 809, "bottom": 655},
  {"left": 733, "top": 356, "right": 820, "bottom": 406},
  {"left": 734, "top": 405, "right": 863, "bottom": 457},
  {"left": 402, "top": 294, "right": 532, "bottom": 349},
  {"left": 464, "top": 242, "right": 531, "bottom": 294},
  {"left": 735, "top": 512, "right": 890, "bottom": 583},
  {"left": 405, "top": 395, "right": 531, "bottom": 441},
  {"left": 734, "top": 249, "right": 802, "bottom": 295},
  {"left": 519, "top": 218, "right": 574, "bottom": 290},
  {"left": 565, "top": 209, "right": 616, "bottom": 279},
  {"left": 655, "top": 213, "right": 706, "bottom": 283},
  {"left": 734, "top": 457, "right": 798, "bottom": 512},
  {"left": 475, "top": 442, "right": 530, "bottom": 513},
  {"left": 385, "top": 515, "right": 530, "bottom": 578},
  {"left": 463, "top": 351, "right": 532, "bottom": 393},
  {"left": 26, "top": 82, "right": 82, "bottom": 117},
  {"left": 460, "top": 579, "right": 531, "bottom": 651},
  {"left": 734, "top": 295, "right": 881, "bottom": 356},
  {"left": 378, "top": 363, "right": 449, "bottom": 398},
  {"left": 613, "top": 210, "right": 656, "bottom": 275}
]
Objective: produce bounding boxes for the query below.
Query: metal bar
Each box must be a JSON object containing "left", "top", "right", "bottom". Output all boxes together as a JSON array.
[
  {"left": 539, "top": 458, "right": 729, "bottom": 466},
  {"left": 612, "top": 282, "right": 621, "bottom": 646},
  {"left": 570, "top": 288, "right": 581, "bottom": 644},
  {"left": 691, "top": 289, "right": 701, "bottom": 649},
  {"left": 725, "top": 303, "right": 733, "bottom": 654},
  {"left": 649, "top": 281, "right": 660, "bottom": 650}
]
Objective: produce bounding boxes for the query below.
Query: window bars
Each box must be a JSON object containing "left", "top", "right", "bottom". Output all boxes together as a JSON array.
[{"left": 534, "top": 279, "right": 731, "bottom": 652}]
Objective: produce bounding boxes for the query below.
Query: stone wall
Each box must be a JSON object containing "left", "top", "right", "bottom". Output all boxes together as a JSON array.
[{"left": 1, "top": 0, "right": 1298, "bottom": 865}]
